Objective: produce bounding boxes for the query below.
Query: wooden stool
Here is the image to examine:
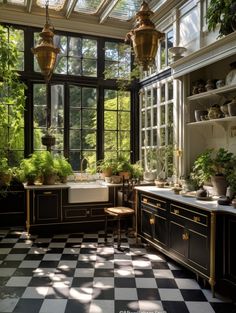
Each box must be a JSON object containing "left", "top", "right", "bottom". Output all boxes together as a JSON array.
[{"left": 104, "top": 206, "right": 134, "bottom": 250}]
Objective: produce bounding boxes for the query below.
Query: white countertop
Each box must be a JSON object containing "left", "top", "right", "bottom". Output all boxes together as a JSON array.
[
  {"left": 135, "top": 186, "right": 236, "bottom": 215},
  {"left": 24, "top": 183, "right": 70, "bottom": 190}
]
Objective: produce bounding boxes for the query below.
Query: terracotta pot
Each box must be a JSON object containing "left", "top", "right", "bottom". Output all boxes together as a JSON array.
[{"left": 211, "top": 175, "right": 228, "bottom": 196}]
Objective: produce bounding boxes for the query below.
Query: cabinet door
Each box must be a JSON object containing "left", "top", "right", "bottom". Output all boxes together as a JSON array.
[
  {"left": 188, "top": 228, "right": 209, "bottom": 273},
  {"left": 141, "top": 208, "right": 155, "bottom": 239},
  {"left": 0, "top": 190, "right": 25, "bottom": 226},
  {"left": 169, "top": 220, "right": 187, "bottom": 258},
  {"left": 225, "top": 216, "right": 236, "bottom": 283},
  {"left": 154, "top": 214, "right": 168, "bottom": 247},
  {"left": 34, "top": 189, "right": 61, "bottom": 224}
]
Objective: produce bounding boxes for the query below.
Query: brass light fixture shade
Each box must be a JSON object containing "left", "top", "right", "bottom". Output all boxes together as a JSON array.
[
  {"left": 31, "top": 2, "right": 60, "bottom": 82},
  {"left": 126, "top": 1, "right": 164, "bottom": 71}
]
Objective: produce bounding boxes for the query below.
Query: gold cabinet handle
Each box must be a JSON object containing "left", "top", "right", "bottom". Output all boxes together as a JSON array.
[
  {"left": 174, "top": 209, "right": 179, "bottom": 215},
  {"left": 143, "top": 198, "right": 148, "bottom": 203},
  {"left": 149, "top": 217, "right": 155, "bottom": 225},
  {"left": 156, "top": 203, "right": 161, "bottom": 208},
  {"left": 43, "top": 191, "right": 52, "bottom": 195},
  {"left": 182, "top": 232, "right": 189, "bottom": 240},
  {"left": 193, "top": 216, "right": 200, "bottom": 222}
]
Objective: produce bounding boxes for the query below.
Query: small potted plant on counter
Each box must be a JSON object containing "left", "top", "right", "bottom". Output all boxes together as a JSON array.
[{"left": 54, "top": 155, "right": 73, "bottom": 183}]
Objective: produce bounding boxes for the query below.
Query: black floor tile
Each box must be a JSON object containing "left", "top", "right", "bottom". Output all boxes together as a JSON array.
[
  {"left": 114, "top": 277, "right": 136, "bottom": 288},
  {"left": 137, "top": 288, "right": 161, "bottom": 300},
  {"left": 162, "top": 300, "right": 190, "bottom": 313},
  {"left": 65, "top": 299, "right": 90, "bottom": 313},
  {"left": 181, "top": 289, "right": 208, "bottom": 301},
  {"left": 13, "top": 299, "right": 43, "bottom": 313},
  {"left": 156, "top": 278, "right": 178, "bottom": 288}
]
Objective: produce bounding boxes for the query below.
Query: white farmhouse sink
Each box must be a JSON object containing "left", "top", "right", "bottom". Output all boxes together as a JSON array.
[{"left": 67, "top": 182, "right": 109, "bottom": 203}]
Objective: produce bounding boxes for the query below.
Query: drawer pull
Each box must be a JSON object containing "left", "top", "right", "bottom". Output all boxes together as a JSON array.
[
  {"left": 149, "top": 217, "right": 155, "bottom": 225},
  {"left": 43, "top": 191, "right": 52, "bottom": 195},
  {"left": 174, "top": 209, "right": 180, "bottom": 215},
  {"left": 182, "top": 232, "right": 189, "bottom": 240},
  {"left": 156, "top": 203, "right": 161, "bottom": 208},
  {"left": 193, "top": 216, "right": 200, "bottom": 222},
  {"left": 143, "top": 198, "right": 148, "bottom": 203}
]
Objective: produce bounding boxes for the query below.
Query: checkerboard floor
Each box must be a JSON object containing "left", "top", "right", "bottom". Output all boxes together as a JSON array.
[{"left": 0, "top": 228, "right": 235, "bottom": 313}]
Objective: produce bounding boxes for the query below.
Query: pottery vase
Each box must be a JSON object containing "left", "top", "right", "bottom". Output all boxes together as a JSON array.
[{"left": 227, "top": 98, "right": 236, "bottom": 116}]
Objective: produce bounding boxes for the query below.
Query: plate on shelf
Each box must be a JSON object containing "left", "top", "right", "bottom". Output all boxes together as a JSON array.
[{"left": 196, "top": 196, "right": 213, "bottom": 201}]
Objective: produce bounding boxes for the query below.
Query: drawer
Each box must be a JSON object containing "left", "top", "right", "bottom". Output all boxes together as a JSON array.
[
  {"left": 170, "top": 204, "right": 208, "bottom": 226},
  {"left": 141, "top": 194, "right": 167, "bottom": 211}
]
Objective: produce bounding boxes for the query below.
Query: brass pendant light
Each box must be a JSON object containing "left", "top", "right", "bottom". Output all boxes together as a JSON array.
[
  {"left": 32, "top": 0, "right": 60, "bottom": 82},
  {"left": 126, "top": 1, "right": 164, "bottom": 71},
  {"left": 32, "top": 1, "right": 60, "bottom": 151}
]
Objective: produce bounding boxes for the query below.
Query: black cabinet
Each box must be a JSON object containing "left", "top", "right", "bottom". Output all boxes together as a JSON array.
[
  {"left": 137, "top": 190, "right": 212, "bottom": 288},
  {"left": 140, "top": 194, "right": 168, "bottom": 248},
  {"left": 33, "top": 189, "right": 62, "bottom": 224},
  {"left": 0, "top": 185, "right": 25, "bottom": 227},
  {"left": 169, "top": 202, "right": 210, "bottom": 276},
  {"left": 216, "top": 214, "right": 236, "bottom": 299}
]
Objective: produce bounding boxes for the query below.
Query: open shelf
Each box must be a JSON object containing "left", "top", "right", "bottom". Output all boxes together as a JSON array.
[{"left": 188, "top": 84, "right": 236, "bottom": 101}]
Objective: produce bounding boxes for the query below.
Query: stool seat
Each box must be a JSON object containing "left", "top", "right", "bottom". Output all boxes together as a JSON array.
[{"left": 105, "top": 206, "right": 134, "bottom": 216}]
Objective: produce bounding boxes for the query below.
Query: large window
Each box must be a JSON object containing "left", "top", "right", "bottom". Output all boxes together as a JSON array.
[
  {"left": 0, "top": 26, "right": 25, "bottom": 165},
  {"left": 69, "top": 86, "right": 97, "bottom": 171},
  {"left": 140, "top": 79, "right": 174, "bottom": 178},
  {"left": 34, "top": 34, "right": 97, "bottom": 77},
  {"left": 104, "top": 90, "right": 131, "bottom": 160},
  {"left": 104, "top": 41, "right": 131, "bottom": 79},
  {"left": 33, "top": 83, "right": 64, "bottom": 154}
]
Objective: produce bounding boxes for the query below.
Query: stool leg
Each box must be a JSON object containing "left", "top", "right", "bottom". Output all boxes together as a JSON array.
[
  {"left": 104, "top": 214, "right": 108, "bottom": 243},
  {"left": 117, "top": 216, "right": 121, "bottom": 250}
]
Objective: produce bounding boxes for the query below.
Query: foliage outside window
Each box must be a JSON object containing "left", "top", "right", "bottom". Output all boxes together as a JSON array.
[
  {"left": 69, "top": 86, "right": 97, "bottom": 171},
  {"left": 104, "top": 41, "right": 131, "bottom": 80},
  {"left": 140, "top": 79, "right": 174, "bottom": 178},
  {"left": 0, "top": 25, "right": 25, "bottom": 165},
  {"left": 33, "top": 83, "right": 64, "bottom": 155},
  {"left": 34, "top": 33, "right": 97, "bottom": 77},
  {"left": 160, "top": 29, "right": 173, "bottom": 69},
  {"left": 104, "top": 89, "right": 131, "bottom": 161}
]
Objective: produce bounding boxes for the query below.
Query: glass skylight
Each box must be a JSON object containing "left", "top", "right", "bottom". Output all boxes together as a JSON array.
[
  {"left": 7, "top": 0, "right": 26, "bottom": 5},
  {"left": 109, "top": 0, "right": 143, "bottom": 21},
  {"left": 36, "top": 0, "right": 67, "bottom": 11},
  {"left": 74, "top": 0, "right": 103, "bottom": 14}
]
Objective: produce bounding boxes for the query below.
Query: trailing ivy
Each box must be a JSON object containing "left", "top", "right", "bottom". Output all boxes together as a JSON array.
[{"left": 0, "top": 25, "right": 26, "bottom": 152}]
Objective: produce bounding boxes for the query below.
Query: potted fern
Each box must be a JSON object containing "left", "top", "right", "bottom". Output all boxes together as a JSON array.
[{"left": 54, "top": 155, "right": 73, "bottom": 183}]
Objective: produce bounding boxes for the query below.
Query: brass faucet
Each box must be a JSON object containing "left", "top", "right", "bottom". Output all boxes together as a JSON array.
[{"left": 79, "top": 158, "right": 88, "bottom": 181}]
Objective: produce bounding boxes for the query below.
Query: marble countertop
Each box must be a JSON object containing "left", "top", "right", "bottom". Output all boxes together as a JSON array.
[{"left": 135, "top": 186, "right": 236, "bottom": 215}]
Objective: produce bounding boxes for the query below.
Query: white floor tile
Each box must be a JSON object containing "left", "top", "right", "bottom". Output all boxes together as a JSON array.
[
  {"left": 159, "top": 288, "right": 184, "bottom": 301},
  {"left": 39, "top": 299, "right": 68, "bottom": 313},
  {"left": 6, "top": 276, "right": 32, "bottom": 287},
  {"left": 89, "top": 300, "right": 114, "bottom": 313},
  {"left": 69, "top": 287, "right": 93, "bottom": 302},
  {"left": 22, "top": 286, "right": 49, "bottom": 298},
  {"left": 139, "top": 300, "right": 164, "bottom": 312},
  {"left": 186, "top": 301, "right": 216, "bottom": 313},
  {"left": 153, "top": 269, "right": 174, "bottom": 279},
  {"left": 115, "top": 288, "right": 138, "bottom": 300},
  {"left": 43, "top": 254, "right": 61, "bottom": 261},
  {"left": 19, "top": 260, "right": 41, "bottom": 268},
  {"left": 135, "top": 277, "right": 157, "bottom": 288},
  {"left": 74, "top": 268, "right": 95, "bottom": 277},
  {"left": 175, "top": 278, "right": 201, "bottom": 289},
  {"left": 0, "top": 298, "right": 19, "bottom": 312}
]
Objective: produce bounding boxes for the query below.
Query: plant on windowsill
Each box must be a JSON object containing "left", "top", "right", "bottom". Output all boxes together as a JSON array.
[
  {"left": 206, "top": 0, "right": 236, "bottom": 38},
  {"left": 54, "top": 155, "right": 73, "bottom": 183},
  {"left": 116, "top": 156, "right": 133, "bottom": 179}
]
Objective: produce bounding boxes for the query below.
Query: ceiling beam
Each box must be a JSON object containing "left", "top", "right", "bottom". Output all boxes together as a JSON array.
[
  {"left": 65, "top": 0, "right": 77, "bottom": 19},
  {"left": 99, "top": 0, "right": 118, "bottom": 24},
  {"left": 26, "top": 0, "right": 33, "bottom": 13}
]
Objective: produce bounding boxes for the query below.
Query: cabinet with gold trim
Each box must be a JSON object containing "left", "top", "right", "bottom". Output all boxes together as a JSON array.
[
  {"left": 169, "top": 202, "right": 210, "bottom": 276},
  {"left": 140, "top": 193, "right": 168, "bottom": 248}
]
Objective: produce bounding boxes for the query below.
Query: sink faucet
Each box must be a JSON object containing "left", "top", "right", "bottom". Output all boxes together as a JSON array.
[{"left": 80, "top": 157, "right": 88, "bottom": 173}]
